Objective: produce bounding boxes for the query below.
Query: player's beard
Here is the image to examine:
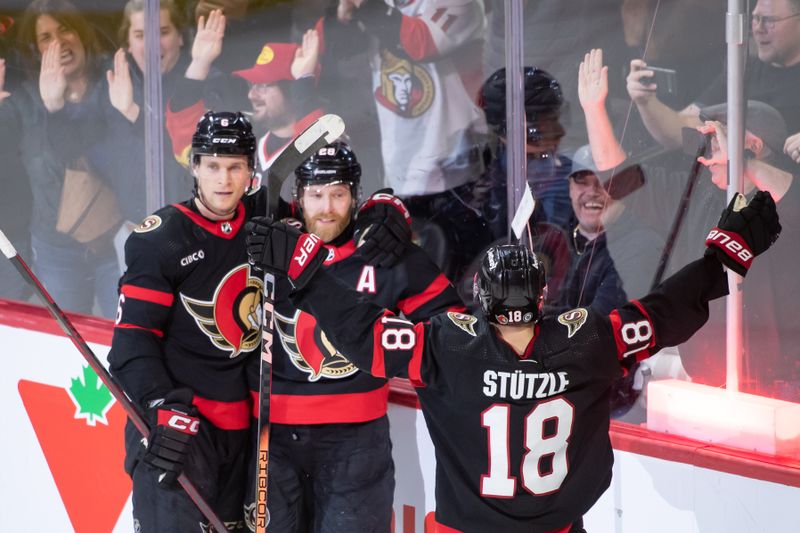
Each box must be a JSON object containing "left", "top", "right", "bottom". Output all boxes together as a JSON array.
[{"left": 306, "top": 214, "right": 350, "bottom": 243}]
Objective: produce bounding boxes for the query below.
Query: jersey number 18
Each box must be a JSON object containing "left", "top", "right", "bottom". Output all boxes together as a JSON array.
[{"left": 480, "top": 397, "right": 574, "bottom": 497}]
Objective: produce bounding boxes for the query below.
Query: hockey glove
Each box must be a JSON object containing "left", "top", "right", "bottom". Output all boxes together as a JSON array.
[
  {"left": 246, "top": 216, "right": 326, "bottom": 291},
  {"left": 142, "top": 388, "right": 199, "bottom": 487},
  {"left": 354, "top": 189, "right": 413, "bottom": 268},
  {"left": 704, "top": 191, "right": 781, "bottom": 276}
]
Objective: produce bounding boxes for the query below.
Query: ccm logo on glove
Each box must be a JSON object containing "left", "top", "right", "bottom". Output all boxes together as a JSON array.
[
  {"left": 367, "top": 193, "right": 412, "bottom": 224},
  {"left": 158, "top": 411, "right": 200, "bottom": 435},
  {"left": 705, "top": 229, "right": 753, "bottom": 268}
]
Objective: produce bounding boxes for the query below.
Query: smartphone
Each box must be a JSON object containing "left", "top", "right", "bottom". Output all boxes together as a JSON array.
[{"left": 645, "top": 66, "right": 678, "bottom": 98}]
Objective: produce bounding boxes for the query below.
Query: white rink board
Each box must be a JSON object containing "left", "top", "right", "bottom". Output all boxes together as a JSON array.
[{"left": 0, "top": 304, "right": 798, "bottom": 532}]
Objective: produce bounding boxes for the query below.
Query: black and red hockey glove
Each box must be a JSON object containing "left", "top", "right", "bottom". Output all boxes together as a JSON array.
[
  {"left": 354, "top": 189, "right": 413, "bottom": 268},
  {"left": 246, "top": 216, "right": 326, "bottom": 290},
  {"left": 142, "top": 389, "right": 199, "bottom": 487},
  {"left": 704, "top": 191, "right": 781, "bottom": 276}
]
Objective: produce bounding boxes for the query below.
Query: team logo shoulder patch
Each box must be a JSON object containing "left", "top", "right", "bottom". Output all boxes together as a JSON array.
[
  {"left": 557, "top": 308, "right": 588, "bottom": 338},
  {"left": 447, "top": 311, "right": 478, "bottom": 337},
  {"left": 134, "top": 215, "right": 162, "bottom": 233}
]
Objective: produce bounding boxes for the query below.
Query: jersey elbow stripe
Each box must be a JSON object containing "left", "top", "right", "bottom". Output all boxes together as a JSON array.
[
  {"left": 372, "top": 316, "right": 389, "bottom": 378},
  {"left": 608, "top": 310, "right": 627, "bottom": 361},
  {"left": 631, "top": 299, "right": 657, "bottom": 349},
  {"left": 400, "top": 17, "right": 439, "bottom": 61},
  {"left": 407, "top": 322, "right": 426, "bottom": 387},
  {"left": 114, "top": 323, "right": 164, "bottom": 338},
  {"left": 398, "top": 273, "right": 451, "bottom": 315},
  {"left": 121, "top": 284, "right": 174, "bottom": 307}
]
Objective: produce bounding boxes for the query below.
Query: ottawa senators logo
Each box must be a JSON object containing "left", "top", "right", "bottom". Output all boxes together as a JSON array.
[
  {"left": 181, "top": 265, "right": 263, "bottom": 358},
  {"left": 275, "top": 310, "right": 357, "bottom": 381},
  {"left": 557, "top": 308, "right": 588, "bottom": 339},
  {"left": 447, "top": 311, "right": 478, "bottom": 337},
  {"left": 376, "top": 50, "right": 434, "bottom": 118}
]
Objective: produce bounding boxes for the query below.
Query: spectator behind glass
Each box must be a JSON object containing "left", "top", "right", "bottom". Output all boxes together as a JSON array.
[
  {"left": 693, "top": 103, "right": 800, "bottom": 401},
  {"left": 479, "top": 67, "right": 574, "bottom": 237},
  {"left": 483, "top": 0, "right": 629, "bottom": 154},
  {"left": 0, "top": 15, "right": 33, "bottom": 302},
  {"left": 187, "top": 0, "right": 294, "bottom": 109},
  {"left": 627, "top": 0, "right": 800, "bottom": 159},
  {"left": 581, "top": 46, "right": 800, "bottom": 400},
  {"left": 231, "top": 31, "right": 325, "bottom": 203},
  {"left": 315, "top": 0, "right": 491, "bottom": 284},
  {"left": 95, "top": 2, "right": 235, "bottom": 250},
  {"left": 8, "top": 0, "right": 119, "bottom": 318}
]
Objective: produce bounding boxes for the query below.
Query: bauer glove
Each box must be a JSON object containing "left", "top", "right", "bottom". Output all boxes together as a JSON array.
[
  {"left": 142, "top": 388, "right": 199, "bottom": 487},
  {"left": 704, "top": 191, "right": 781, "bottom": 276},
  {"left": 246, "top": 216, "right": 326, "bottom": 291},
  {"left": 354, "top": 189, "right": 413, "bottom": 268}
]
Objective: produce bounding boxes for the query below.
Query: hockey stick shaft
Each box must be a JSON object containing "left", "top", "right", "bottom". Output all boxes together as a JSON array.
[
  {"left": 0, "top": 230, "right": 231, "bottom": 533},
  {"left": 254, "top": 114, "right": 345, "bottom": 532}
]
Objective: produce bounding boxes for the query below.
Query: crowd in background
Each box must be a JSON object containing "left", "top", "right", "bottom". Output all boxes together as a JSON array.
[{"left": 0, "top": 0, "right": 798, "bottom": 409}]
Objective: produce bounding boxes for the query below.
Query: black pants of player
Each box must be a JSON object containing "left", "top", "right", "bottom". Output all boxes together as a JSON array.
[
  {"left": 259, "top": 415, "right": 395, "bottom": 533},
  {"left": 124, "top": 419, "right": 250, "bottom": 532}
]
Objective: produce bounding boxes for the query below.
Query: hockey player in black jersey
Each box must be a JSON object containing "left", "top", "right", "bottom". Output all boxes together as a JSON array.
[
  {"left": 108, "top": 111, "right": 266, "bottom": 532},
  {"left": 243, "top": 140, "right": 465, "bottom": 532},
  {"left": 245, "top": 191, "right": 780, "bottom": 533}
]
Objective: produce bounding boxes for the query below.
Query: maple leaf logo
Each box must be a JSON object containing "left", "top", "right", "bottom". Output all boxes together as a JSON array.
[{"left": 66, "top": 365, "right": 115, "bottom": 426}]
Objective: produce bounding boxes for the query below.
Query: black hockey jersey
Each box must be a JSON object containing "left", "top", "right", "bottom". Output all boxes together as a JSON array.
[
  {"left": 265, "top": 234, "right": 464, "bottom": 425},
  {"left": 293, "top": 254, "right": 728, "bottom": 532},
  {"left": 109, "top": 191, "right": 266, "bottom": 431}
]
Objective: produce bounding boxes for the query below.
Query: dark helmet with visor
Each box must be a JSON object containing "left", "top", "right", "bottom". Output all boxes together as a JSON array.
[{"left": 474, "top": 244, "right": 547, "bottom": 325}]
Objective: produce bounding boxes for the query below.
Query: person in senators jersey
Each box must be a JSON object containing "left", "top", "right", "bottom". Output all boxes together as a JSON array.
[
  {"left": 245, "top": 191, "right": 781, "bottom": 533},
  {"left": 107, "top": 112, "right": 412, "bottom": 532},
  {"left": 243, "top": 140, "right": 464, "bottom": 533}
]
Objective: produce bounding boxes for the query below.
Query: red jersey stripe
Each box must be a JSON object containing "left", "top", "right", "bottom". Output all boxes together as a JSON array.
[
  {"left": 114, "top": 323, "right": 164, "bottom": 338},
  {"left": 400, "top": 16, "right": 439, "bottom": 61},
  {"left": 407, "top": 322, "right": 427, "bottom": 387},
  {"left": 173, "top": 201, "right": 246, "bottom": 239},
  {"left": 121, "top": 284, "right": 174, "bottom": 306},
  {"left": 608, "top": 310, "right": 627, "bottom": 361},
  {"left": 372, "top": 314, "right": 389, "bottom": 378},
  {"left": 269, "top": 385, "right": 389, "bottom": 424},
  {"left": 398, "top": 273, "right": 450, "bottom": 316},
  {"left": 192, "top": 395, "right": 251, "bottom": 430}
]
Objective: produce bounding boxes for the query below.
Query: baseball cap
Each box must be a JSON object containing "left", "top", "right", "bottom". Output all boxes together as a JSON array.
[
  {"left": 568, "top": 144, "right": 599, "bottom": 177},
  {"left": 699, "top": 100, "right": 787, "bottom": 156},
  {"left": 568, "top": 144, "right": 645, "bottom": 200},
  {"left": 232, "top": 42, "right": 298, "bottom": 85}
]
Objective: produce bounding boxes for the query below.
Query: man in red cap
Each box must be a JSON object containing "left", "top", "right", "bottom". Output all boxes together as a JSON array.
[{"left": 233, "top": 30, "right": 324, "bottom": 198}]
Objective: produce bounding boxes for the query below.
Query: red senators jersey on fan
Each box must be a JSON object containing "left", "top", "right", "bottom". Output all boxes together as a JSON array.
[
  {"left": 292, "top": 255, "right": 728, "bottom": 531},
  {"left": 109, "top": 191, "right": 266, "bottom": 431},
  {"left": 265, "top": 228, "right": 464, "bottom": 425}
]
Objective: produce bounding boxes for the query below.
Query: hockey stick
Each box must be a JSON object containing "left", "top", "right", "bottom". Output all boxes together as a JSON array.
[
  {"left": 0, "top": 231, "right": 232, "bottom": 533},
  {"left": 254, "top": 113, "right": 345, "bottom": 532}
]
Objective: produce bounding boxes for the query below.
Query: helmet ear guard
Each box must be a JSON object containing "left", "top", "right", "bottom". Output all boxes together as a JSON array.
[{"left": 473, "top": 244, "right": 547, "bottom": 325}]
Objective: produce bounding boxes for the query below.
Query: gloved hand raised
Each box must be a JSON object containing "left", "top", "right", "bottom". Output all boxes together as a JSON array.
[
  {"left": 245, "top": 216, "right": 326, "bottom": 290},
  {"left": 354, "top": 189, "right": 413, "bottom": 268},
  {"left": 142, "top": 388, "right": 200, "bottom": 487},
  {"left": 705, "top": 191, "right": 781, "bottom": 276}
]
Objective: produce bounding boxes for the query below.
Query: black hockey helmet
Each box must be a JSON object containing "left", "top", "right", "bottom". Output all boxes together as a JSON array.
[
  {"left": 480, "top": 67, "right": 566, "bottom": 143},
  {"left": 294, "top": 140, "right": 362, "bottom": 201},
  {"left": 191, "top": 110, "right": 257, "bottom": 170},
  {"left": 473, "top": 244, "right": 547, "bottom": 325}
]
